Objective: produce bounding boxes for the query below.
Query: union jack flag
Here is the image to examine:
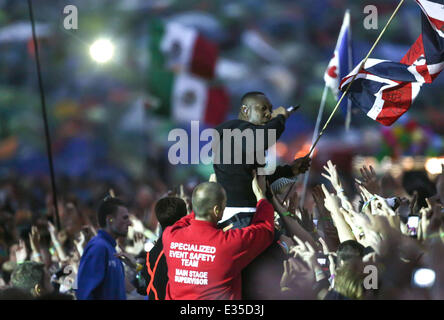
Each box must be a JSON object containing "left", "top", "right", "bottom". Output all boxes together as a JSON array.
[{"left": 339, "top": 0, "right": 444, "bottom": 126}]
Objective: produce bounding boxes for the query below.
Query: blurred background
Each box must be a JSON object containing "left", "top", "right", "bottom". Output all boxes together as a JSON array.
[{"left": 0, "top": 0, "right": 443, "bottom": 228}]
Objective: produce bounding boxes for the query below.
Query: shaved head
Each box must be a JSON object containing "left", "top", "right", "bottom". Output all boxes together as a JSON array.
[
  {"left": 192, "top": 182, "right": 226, "bottom": 219},
  {"left": 240, "top": 91, "right": 266, "bottom": 107},
  {"left": 238, "top": 92, "right": 272, "bottom": 125}
]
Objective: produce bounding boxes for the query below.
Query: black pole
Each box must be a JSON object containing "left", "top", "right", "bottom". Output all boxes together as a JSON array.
[{"left": 27, "top": 0, "right": 61, "bottom": 230}]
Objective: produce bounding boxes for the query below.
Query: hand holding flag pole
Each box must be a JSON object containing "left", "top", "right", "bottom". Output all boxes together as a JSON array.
[
  {"left": 299, "top": 0, "right": 405, "bottom": 207},
  {"left": 300, "top": 9, "right": 352, "bottom": 206},
  {"left": 306, "top": 0, "right": 406, "bottom": 158}
]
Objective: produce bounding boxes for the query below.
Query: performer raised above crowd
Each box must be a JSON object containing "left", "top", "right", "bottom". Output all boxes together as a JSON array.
[{"left": 213, "top": 91, "right": 311, "bottom": 229}]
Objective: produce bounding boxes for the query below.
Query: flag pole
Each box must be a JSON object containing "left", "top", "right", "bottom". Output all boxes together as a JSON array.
[
  {"left": 345, "top": 9, "right": 354, "bottom": 132},
  {"left": 307, "top": 0, "right": 406, "bottom": 157},
  {"left": 299, "top": 85, "right": 328, "bottom": 207},
  {"left": 27, "top": 0, "right": 61, "bottom": 230}
]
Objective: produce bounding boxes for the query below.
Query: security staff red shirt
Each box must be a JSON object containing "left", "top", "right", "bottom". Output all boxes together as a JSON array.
[{"left": 163, "top": 199, "right": 274, "bottom": 300}]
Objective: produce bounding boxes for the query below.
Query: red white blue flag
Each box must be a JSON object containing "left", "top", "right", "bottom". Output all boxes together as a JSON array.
[
  {"left": 339, "top": 0, "right": 444, "bottom": 126},
  {"left": 324, "top": 10, "right": 354, "bottom": 127}
]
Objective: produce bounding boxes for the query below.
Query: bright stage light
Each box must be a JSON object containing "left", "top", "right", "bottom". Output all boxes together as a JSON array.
[
  {"left": 413, "top": 268, "right": 435, "bottom": 288},
  {"left": 425, "top": 157, "right": 444, "bottom": 175},
  {"left": 89, "top": 38, "right": 114, "bottom": 63}
]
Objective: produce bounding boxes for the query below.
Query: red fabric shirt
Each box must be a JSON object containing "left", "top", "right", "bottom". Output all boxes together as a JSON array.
[{"left": 163, "top": 199, "right": 274, "bottom": 300}]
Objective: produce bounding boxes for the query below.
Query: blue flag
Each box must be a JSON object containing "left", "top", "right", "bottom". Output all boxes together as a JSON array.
[{"left": 324, "top": 10, "right": 354, "bottom": 128}]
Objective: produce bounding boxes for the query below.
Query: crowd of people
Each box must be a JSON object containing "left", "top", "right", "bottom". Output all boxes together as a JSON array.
[
  {"left": 0, "top": 92, "right": 443, "bottom": 300},
  {"left": 0, "top": 159, "right": 443, "bottom": 300}
]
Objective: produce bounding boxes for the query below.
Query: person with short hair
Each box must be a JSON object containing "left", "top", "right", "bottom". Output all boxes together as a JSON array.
[
  {"left": 336, "top": 240, "right": 365, "bottom": 267},
  {"left": 163, "top": 174, "right": 274, "bottom": 300},
  {"left": 324, "top": 240, "right": 366, "bottom": 300},
  {"left": 10, "top": 261, "right": 53, "bottom": 297},
  {"left": 75, "top": 196, "right": 131, "bottom": 300},
  {"left": 142, "top": 196, "right": 187, "bottom": 300}
]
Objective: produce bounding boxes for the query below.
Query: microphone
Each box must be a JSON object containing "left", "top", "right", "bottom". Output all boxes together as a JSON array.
[{"left": 286, "top": 105, "right": 300, "bottom": 114}]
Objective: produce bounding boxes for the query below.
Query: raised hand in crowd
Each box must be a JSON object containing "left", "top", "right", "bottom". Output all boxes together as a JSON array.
[
  {"left": 312, "top": 185, "right": 340, "bottom": 251},
  {"left": 287, "top": 235, "right": 330, "bottom": 299},
  {"left": 132, "top": 232, "right": 146, "bottom": 255},
  {"left": 15, "top": 239, "right": 27, "bottom": 264},
  {"left": 299, "top": 206, "right": 316, "bottom": 236},
  {"left": 373, "top": 195, "right": 401, "bottom": 231},
  {"left": 74, "top": 230, "right": 85, "bottom": 256},
  {"left": 319, "top": 237, "right": 336, "bottom": 282},
  {"left": 321, "top": 184, "right": 355, "bottom": 243},
  {"left": 48, "top": 221, "right": 68, "bottom": 262},
  {"left": 268, "top": 180, "right": 317, "bottom": 250},
  {"left": 81, "top": 225, "right": 97, "bottom": 244},
  {"left": 289, "top": 235, "right": 318, "bottom": 273},
  {"left": 160, "top": 184, "right": 192, "bottom": 215},
  {"left": 356, "top": 165, "right": 381, "bottom": 195},
  {"left": 419, "top": 198, "right": 444, "bottom": 243},
  {"left": 322, "top": 160, "right": 343, "bottom": 192},
  {"left": 322, "top": 160, "right": 353, "bottom": 212},
  {"left": 29, "top": 226, "right": 42, "bottom": 263},
  {"left": 396, "top": 191, "right": 418, "bottom": 227},
  {"left": 268, "top": 180, "right": 293, "bottom": 215},
  {"left": 280, "top": 257, "right": 316, "bottom": 299}
]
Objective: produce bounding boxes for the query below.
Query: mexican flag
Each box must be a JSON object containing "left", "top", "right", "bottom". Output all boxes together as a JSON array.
[
  {"left": 147, "top": 66, "right": 229, "bottom": 126},
  {"left": 149, "top": 19, "right": 218, "bottom": 79},
  {"left": 147, "top": 20, "right": 229, "bottom": 126}
]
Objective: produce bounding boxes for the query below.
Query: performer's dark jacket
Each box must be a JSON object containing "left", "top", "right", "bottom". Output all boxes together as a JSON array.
[{"left": 213, "top": 114, "right": 294, "bottom": 207}]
